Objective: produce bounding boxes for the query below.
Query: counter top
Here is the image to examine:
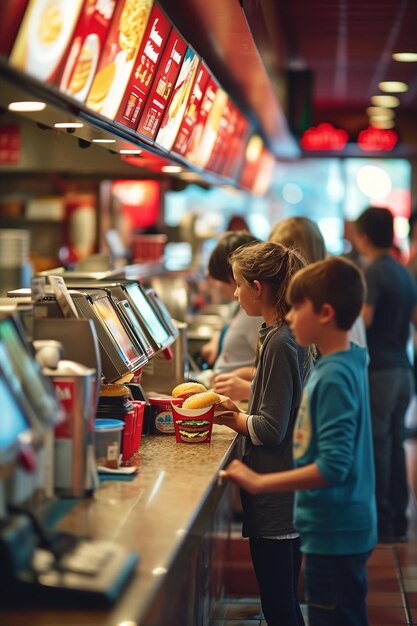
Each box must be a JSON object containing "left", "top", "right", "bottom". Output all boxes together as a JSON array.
[{"left": 2, "top": 425, "right": 239, "bottom": 626}]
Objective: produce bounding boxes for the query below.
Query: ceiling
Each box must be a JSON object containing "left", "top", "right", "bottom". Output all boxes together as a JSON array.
[{"left": 160, "top": 0, "right": 417, "bottom": 153}]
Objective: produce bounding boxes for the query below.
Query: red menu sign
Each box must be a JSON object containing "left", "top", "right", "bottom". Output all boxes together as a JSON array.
[
  {"left": 9, "top": 0, "right": 84, "bottom": 83},
  {"left": 206, "top": 97, "right": 233, "bottom": 173},
  {"left": 221, "top": 112, "right": 249, "bottom": 180},
  {"left": 171, "top": 62, "right": 210, "bottom": 156},
  {"left": 115, "top": 3, "right": 171, "bottom": 130},
  {"left": 184, "top": 76, "right": 217, "bottom": 164},
  {"left": 0, "top": 125, "right": 20, "bottom": 165},
  {"left": 86, "top": 0, "right": 154, "bottom": 119},
  {"left": 136, "top": 27, "right": 187, "bottom": 140},
  {"left": 55, "top": 0, "right": 117, "bottom": 103},
  {"left": 186, "top": 79, "right": 228, "bottom": 168},
  {"left": 0, "top": 0, "right": 29, "bottom": 56},
  {"left": 155, "top": 46, "right": 200, "bottom": 151}
]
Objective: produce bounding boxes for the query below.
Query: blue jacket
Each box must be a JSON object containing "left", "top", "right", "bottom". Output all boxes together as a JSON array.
[{"left": 293, "top": 344, "right": 377, "bottom": 555}]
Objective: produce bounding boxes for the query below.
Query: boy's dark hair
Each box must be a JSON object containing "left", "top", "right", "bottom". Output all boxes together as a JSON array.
[
  {"left": 208, "top": 230, "right": 259, "bottom": 282},
  {"left": 355, "top": 206, "right": 394, "bottom": 248},
  {"left": 287, "top": 256, "right": 366, "bottom": 330}
]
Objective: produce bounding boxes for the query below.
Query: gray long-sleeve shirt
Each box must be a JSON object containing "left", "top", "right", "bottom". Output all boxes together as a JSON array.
[{"left": 242, "top": 323, "right": 310, "bottom": 537}]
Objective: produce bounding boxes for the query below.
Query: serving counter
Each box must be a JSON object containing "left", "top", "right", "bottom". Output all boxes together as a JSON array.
[{"left": 1, "top": 425, "right": 240, "bottom": 626}]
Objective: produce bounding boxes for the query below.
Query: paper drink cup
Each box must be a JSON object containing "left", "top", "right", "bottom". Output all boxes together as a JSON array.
[{"left": 171, "top": 402, "right": 214, "bottom": 444}]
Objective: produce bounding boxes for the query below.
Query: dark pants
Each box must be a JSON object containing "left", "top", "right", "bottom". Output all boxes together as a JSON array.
[
  {"left": 304, "top": 552, "right": 371, "bottom": 626},
  {"left": 369, "top": 368, "right": 414, "bottom": 538},
  {"left": 249, "top": 536, "right": 305, "bottom": 626}
]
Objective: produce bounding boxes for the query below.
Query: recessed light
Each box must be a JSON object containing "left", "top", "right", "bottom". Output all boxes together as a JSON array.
[
  {"left": 8, "top": 101, "right": 46, "bottom": 112},
  {"left": 366, "top": 107, "right": 395, "bottom": 118},
  {"left": 378, "top": 81, "right": 408, "bottom": 93},
  {"left": 54, "top": 122, "right": 84, "bottom": 128},
  {"left": 119, "top": 149, "right": 142, "bottom": 154},
  {"left": 161, "top": 165, "right": 182, "bottom": 173},
  {"left": 92, "top": 138, "right": 116, "bottom": 143},
  {"left": 392, "top": 52, "right": 417, "bottom": 62},
  {"left": 370, "top": 95, "right": 400, "bottom": 107}
]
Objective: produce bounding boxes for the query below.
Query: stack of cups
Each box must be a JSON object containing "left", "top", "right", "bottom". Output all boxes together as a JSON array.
[{"left": 0, "top": 229, "right": 32, "bottom": 296}]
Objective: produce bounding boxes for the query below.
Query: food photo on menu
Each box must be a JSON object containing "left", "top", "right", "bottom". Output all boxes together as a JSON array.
[
  {"left": 114, "top": 2, "right": 172, "bottom": 130},
  {"left": 55, "top": 0, "right": 118, "bottom": 103},
  {"left": 85, "top": 0, "right": 154, "bottom": 119},
  {"left": 8, "top": 0, "right": 84, "bottom": 83},
  {"left": 155, "top": 46, "right": 200, "bottom": 151}
]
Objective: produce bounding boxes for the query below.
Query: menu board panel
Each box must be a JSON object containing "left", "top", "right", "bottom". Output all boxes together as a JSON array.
[
  {"left": 9, "top": 0, "right": 84, "bottom": 83},
  {"left": 0, "top": 0, "right": 29, "bottom": 56},
  {"left": 221, "top": 112, "right": 249, "bottom": 180},
  {"left": 206, "top": 97, "right": 233, "bottom": 173},
  {"left": 171, "top": 62, "right": 210, "bottom": 157},
  {"left": 155, "top": 46, "right": 200, "bottom": 151},
  {"left": 136, "top": 28, "right": 187, "bottom": 140},
  {"left": 114, "top": 3, "right": 171, "bottom": 130},
  {"left": 186, "top": 79, "right": 228, "bottom": 169},
  {"left": 85, "top": 0, "right": 154, "bottom": 119},
  {"left": 184, "top": 75, "right": 217, "bottom": 164},
  {"left": 55, "top": 0, "right": 118, "bottom": 103}
]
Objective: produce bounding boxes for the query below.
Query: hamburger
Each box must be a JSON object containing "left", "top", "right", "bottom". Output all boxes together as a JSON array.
[{"left": 175, "top": 418, "right": 211, "bottom": 443}]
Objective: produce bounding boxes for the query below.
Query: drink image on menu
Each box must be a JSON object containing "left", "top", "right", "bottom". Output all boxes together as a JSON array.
[
  {"left": 86, "top": 0, "right": 154, "bottom": 119},
  {"left": 9, "top": 0, "right": 84, "bottom": 83},
  {"left": 155, "top": 47, "right": 200, "bottom": 151}
]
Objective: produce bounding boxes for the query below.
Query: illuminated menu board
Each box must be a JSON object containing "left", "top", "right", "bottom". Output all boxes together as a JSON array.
[
  {"left": 186, "top": 80, "right": 228, "bottom": 169},
  {"left": 115, "top": 3, "right": 171, "bottom": 130},
  {"left": 206, "top": 97, "right": 233, "bottom": 174},
  {"left": 155, "top": 46, "right": 200, "bottom": 151},
  {"left": 136, "top": 27, "right": 187, "bottom": 140},
  {"left": 0, "top": 0, "right": 29, "bottom": 56},
  {"left": 221, "top": 112, "right": 249, "bottom": 180},
  {"left": 9, "top": 0, "right": 84, "bottom": 83},
  {"left": 85, "top": 0, "right": 154, "bottom": 119},
  {"left": 56, "top": 0, "right": 118, "bottom": 102},
  {"left": 171, "top": 61, "right": 210, "bottom": 157},
  {"left": 184, "top": 76, "right": 217, "bottom": 165}
]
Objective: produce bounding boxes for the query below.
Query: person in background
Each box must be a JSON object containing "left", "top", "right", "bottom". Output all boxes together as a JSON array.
[
  {"left": 220, "top": 256, "right": 377, "bottom": 626},
  {"left": 199, "top": 231, "right": 263, "bottom": 399},
  {"left": 269, "top": 216, "right": 366, "bottom": 347},
  {"left": 215, "top": 242, "right": 310, "bottom": 626},
  {"left": 355, "top": 206, "right": 417, "bottom": 543}
]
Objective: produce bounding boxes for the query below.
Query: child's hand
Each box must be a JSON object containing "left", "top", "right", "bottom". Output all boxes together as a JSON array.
[
  {"left": 219, "top": 460, "right": 261, "bottom": 494},
  {"left": 215, "top": 394, "right": 240, "bottom": 413}
]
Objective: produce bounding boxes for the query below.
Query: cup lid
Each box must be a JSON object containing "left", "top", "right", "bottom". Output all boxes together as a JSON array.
[{"left": 94, "top": 418, "right": 124, "bottom": 430}]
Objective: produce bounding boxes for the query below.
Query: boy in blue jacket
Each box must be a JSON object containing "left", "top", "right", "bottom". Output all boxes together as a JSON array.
[{"left": 220, "top": 256, "right": 377, "bottom": 626}]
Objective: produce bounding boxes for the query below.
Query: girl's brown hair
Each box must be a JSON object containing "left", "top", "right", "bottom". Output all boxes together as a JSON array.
[{"left": 229, "top": 241, "right": 306, "bottom": 325}]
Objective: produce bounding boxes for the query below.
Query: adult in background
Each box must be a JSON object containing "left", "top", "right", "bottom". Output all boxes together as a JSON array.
[{"left": 355, "top": 206, "right": 417, "bottom": 543}]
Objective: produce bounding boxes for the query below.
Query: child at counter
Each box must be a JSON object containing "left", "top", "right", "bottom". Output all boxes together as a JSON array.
[
  {"left": 220, "top": 256, "right": 377, "bottom": 626},
  {"left": 199, "top": 230, "right": 263, "bottom": 400},
  {"left": 214, "top": 241, "right": 310, "bottom": 626}
]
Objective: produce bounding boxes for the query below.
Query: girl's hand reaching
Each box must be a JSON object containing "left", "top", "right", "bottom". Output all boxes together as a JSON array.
[
  {"left": 215, "top": 394, "right": 241, "bottom": 413},
  {"left": 219, "top": 460, "right": 262, "bottom": 494}
]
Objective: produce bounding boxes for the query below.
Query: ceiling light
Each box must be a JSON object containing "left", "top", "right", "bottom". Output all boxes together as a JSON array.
[
  {"left": 366, "top": 107, "right": 394, "bottom": 118},
  {"left": 370, "top": 95, "right": 400, "bottom": 107},
  {"left": 161, "top": 165, "right": 182, "bottom": 173},
  {"left": 8, "top": 101, "right": 46, "bottom": 112},
  {"left": 369, "top": 118, "right": 395, "bottom": 129},
  {"left": 378, "top": 81, "right": 408, "bottom": 93},
  {"left": 392, "top": 52, "right": 417, "bottom": 62},
  {"left": 54, "top": 122, "right": 84, "bottom": 128},
  {"left": 92, "top": 138, "right": 116, "bottom": 143},
  {"left": 119, "top": 149, "right": 142, "bottom": 154}
]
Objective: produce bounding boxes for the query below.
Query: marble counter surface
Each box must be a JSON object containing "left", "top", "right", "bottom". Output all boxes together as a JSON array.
[{"left": 2, "top": 425, "right": 239, "bottom": 626}]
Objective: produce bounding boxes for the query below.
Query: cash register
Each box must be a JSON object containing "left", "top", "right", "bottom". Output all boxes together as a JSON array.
[{"left": 0, "top": 314, "right": 138, "bottom": 606}]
